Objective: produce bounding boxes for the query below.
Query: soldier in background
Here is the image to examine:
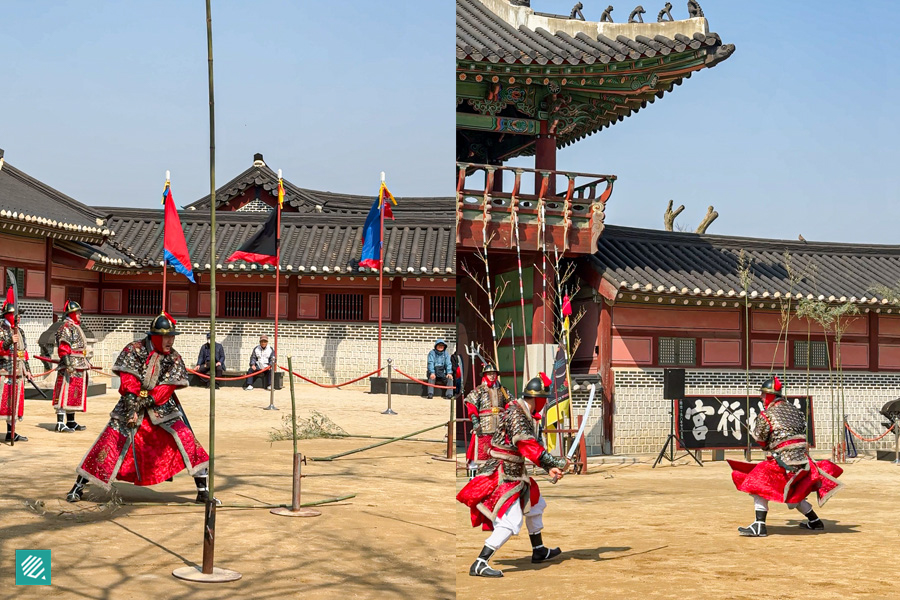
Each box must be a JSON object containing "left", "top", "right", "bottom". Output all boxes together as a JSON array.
[
  {"left": 53, "top": 300, "right": 90, "bottom": 432},
  {"left": 0, "top": 288, "right": 32, "bottom": 442}
]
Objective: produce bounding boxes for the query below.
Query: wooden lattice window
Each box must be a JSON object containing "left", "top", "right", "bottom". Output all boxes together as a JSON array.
[
  {"left": 66, "top": 286, "right": 83, "bottom": 306},
  {"left": 659, "top": 337, "right": 695, "bottom": 366},
  {"left": 794, "top": 340, "right": 828, "bottom": 369},
  {"left": 325, "top": 293, "right": 364, "bottom": 321},
  {"left": 127, "top": 289, "right": 162, "bottom": 316},
  {"left": 429, "top": 295, "right": 455, "bottom": 324},
  {"left": 224, "top": 291, "right": 262, "bottom": 318}
]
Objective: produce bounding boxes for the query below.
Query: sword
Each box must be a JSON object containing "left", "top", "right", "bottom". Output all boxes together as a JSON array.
[
  {"left": 130, "top": 427, "right": 141, "bottom": 483},
  {"left": 550, "top": 383, "right": 596, "bottom": 484},
  {"left": 28, "top": 379, "right": 48, "bottom": 399}
]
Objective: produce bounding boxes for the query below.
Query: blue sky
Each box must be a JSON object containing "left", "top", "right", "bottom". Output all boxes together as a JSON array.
[
  {"left": 510, "top": 0, "right": 899, "bottom": 243},
  {"left": 0, "top": 1, "right": 451, "bottom": 207},
  {"left": 1, "top": 1, "right": 897, "bottom": 243}
]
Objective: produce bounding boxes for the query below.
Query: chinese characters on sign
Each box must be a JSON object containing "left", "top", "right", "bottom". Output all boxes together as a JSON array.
[{"left": 677, "top": 396, "right": 815, "bottom": 449}]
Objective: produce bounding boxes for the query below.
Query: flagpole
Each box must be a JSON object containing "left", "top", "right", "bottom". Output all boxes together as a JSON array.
[
  {"left": 267, "top": 171, "right": 283, "bottom": 412},
  {"left": 377, "top": 172, "right": 385, "bottom": 373},
  {"left": 162, "top": 172, "right": 170, "bottom": 313}
]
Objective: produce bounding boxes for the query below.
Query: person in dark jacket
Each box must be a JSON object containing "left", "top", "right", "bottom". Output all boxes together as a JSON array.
[
  {"left": 195, "top": 333, "right": 225, "bottom": 389},
  {"left": 426, "top": 339, "right": 454, "bottom": 399}
]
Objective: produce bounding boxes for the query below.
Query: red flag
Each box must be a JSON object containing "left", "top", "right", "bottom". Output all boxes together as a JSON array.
[
  {"left": 162, "top": 184, "right": 195, "bottom": 283},
  {"left": 562, "top": 294, "right": 572, "bottom": 317}
]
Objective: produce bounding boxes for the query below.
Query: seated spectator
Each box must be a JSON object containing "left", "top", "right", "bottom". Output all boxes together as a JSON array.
[
  {"left": 245, "top": 335, "right": 275, "bottom": 390},
  {"left": 195, "top": 333, "right": 225, "bottom": 389},
  {"left": 426, "top": 338, "right": 454, "bottom": 399}
]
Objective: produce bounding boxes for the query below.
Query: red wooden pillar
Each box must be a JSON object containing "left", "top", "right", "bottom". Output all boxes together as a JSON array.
[
  {"left": 491, "top": 166, "right": 503, "bottom": 192},
  {"left": 390, "top": 277, "right": 402, "bottom": 324},
  {"left": 188, "top": 280, "right": 199, "bottom": 317},
  {"left": 598, "top": 298, "right": 614, "bottom": 453},
  {"left": 287, "top": 275, "right": 299, "bottom": 321},
  {"left": 45, "top": 239, "right": 54, "bottom": 302},
  {"left": 534, "top": 120, "right": 557, "bottom": 195},
  {"left": 869, "top": 311, "right": 879, "bottom": 372}
]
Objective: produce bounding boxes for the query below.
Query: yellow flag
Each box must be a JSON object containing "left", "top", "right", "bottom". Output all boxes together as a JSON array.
[
  {"left": 546, "top": 399, "right": 570, "bottom": 452},
  {"left": 278, "top": 178, "right": 285, "bottom": 208}
]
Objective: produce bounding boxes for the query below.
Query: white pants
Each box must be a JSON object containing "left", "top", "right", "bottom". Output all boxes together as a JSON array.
[
  {"left": 485, "top": 495, "right": 546, "bottom": 550},
  {"left": 752, "top": 495, "right": 812, "bottom": 514}
]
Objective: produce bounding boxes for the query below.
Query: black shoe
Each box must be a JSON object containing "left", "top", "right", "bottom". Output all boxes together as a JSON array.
[
  {"left": 5, "top": 433, "right": 27, "bottom": 442},
  {"left": 66, "top": 422, "right": 86, "bottom": 431},
  {"left": 56, "top": 422, "right": 74, "bottom": 433},
  {"left": 532, "top": 546, "right": 562, "bottom": 563},
  {"left": 427, "top": 394, "right": 434, "bottom": 400},
  {"left": 738, "top": 521, "right": 767, "bottom": 537},
  {"left": 799, "top": 518, "right": 825, "bottom": 531},
  {"left": 66, "top": 484, "right": 84, "bottom": 503},
  {"left": 195, "top": 490, "right": 222, "bottom": 506},
  {"left": 469, "top": 558, "right": 503, "bottom": 577}
]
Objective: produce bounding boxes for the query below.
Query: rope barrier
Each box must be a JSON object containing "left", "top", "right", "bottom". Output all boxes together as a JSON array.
[
  {"left": 392, "top": 366, "right": 455, "bottom": 390},
  {"left": 186, "top": 365, "right": 272, "bottom": 381},
  {"left": 844, "top": 421, "right": 896, "bottom": 442},
  {"left": 277, "top": 365, "right": 384, "bottom": 388}
]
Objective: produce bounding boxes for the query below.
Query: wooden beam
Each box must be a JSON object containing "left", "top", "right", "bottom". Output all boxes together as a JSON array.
[{"left": 44, "top": 239, "right": 53, "bottom": 302}]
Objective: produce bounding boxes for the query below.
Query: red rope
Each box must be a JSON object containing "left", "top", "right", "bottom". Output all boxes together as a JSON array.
[
  {"left": 844, "top": 421, "right": 896, "bottom": 442},
  {"left": 392, "top": 366, "right": 455, "bottom": 390},
  {"left": 277, "top": 365, "right": 383, "bottom": 388},
  {"left": 186, "top": 365, "right": 271, "bottom": 381}
]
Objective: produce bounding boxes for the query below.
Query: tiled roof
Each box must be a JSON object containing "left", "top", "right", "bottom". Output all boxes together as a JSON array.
[
  {"left": 81, "top": 208, "right": 455, "bottom": 276},
  {"left": 456, "top": 0, "right": 734, "bottom": 67},
  {"left": 586, "top": 225, "right": 900, "bottom": 305},
  {"left": 0, "top": 161, "right": 112, "bottom": 241},
  {"left": 184, "top": 163, "right": 452, "bottom": 222}
]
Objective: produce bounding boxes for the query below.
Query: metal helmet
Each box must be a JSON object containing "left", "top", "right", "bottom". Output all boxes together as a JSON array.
[
  {"left": 760, "top": 376, "right": 783, "bottom": 397},
  {"left": 64, "top": 300, "right": 83, "bottom": 316},
  {"left": 523, "top": 375, "right": 551, "bottom": 398},
  {"left": 147, "top": 312, "right": 182, "bottom": 336},
  {"left": 482, "top": 363, "right": 499, "bottom": 376},
  {"left": 2, "top": 286, "right": 14, "bottom": 316}
]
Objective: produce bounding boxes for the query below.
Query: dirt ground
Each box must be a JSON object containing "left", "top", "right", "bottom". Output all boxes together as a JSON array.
[
  {"left": 456, "top": 454, "right": 899, "bottom": 600},
  {"left": 0, "top": 383, "right": 455, "bottom": 600}
]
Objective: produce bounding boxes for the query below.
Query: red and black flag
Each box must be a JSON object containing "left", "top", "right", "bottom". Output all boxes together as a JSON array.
[{"left": 225, "top": 208, "right": 278, "bottom": 266}]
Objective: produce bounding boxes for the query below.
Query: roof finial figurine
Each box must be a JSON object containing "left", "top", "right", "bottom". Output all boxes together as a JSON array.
[
  {"left": 687, "top": 0, "right": 704, "bottom": 18},
  {"left": 628, "top": 5, "right": 646, "bottom": 22},
  {"left": 658, "top": 2, "right": 674, "bottom": 21},
  {"left": 570, "top": 2, "right": 585, "bottom": 20},
  {"left": 600, "top": 5, "right": 614, "bottom": 22}
]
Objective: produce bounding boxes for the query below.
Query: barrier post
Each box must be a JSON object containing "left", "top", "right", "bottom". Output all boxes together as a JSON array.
[
  {"left": 271, "top": 356, "right": 320, "bottom": 518},
  {"left": 446, "top": 389, "right": 455, "bottom": 460},
  {"left": 382, "top": 358, "right": 397, "bottom": 415}
]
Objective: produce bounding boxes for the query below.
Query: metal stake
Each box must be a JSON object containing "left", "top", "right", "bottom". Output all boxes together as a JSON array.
[
  {"left": 264, "top": 361, "right": 278, "bottom": 410},
  {"left": 382, "top": 358, "right": 396, "bottom": 415}
]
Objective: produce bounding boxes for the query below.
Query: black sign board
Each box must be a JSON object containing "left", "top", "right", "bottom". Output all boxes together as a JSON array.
[{"left": 677, "top": 396, "right": 815, "bottom": 450}]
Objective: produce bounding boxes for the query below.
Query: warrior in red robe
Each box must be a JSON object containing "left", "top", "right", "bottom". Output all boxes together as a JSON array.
[
  {"left": 67, "top": 313, "right": 212, "bottom": 503},
  {"left": 728, "top": 376, "right": 843, "bottom": 537},
  {"left": 463, "top": 363, "right": 511, "bottom": 477},
  {"left": 457, "top": 374, "right": 569, "bottom": 577},
  {"left": 0, "top": 291, "right": 33, "bottom": 442},
  {"left": 53, "top": 300, "right": 90, "bottom": 433}
]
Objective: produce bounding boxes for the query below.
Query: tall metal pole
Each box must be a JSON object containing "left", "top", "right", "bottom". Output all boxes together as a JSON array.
[
  {"left": 162, "top": 174, "right": 169, "bottom": 313},
  {"left": 377, "top": 173, "right": 385, "bottom": 372},
  {"left": 266, "top": 173, "right": 282, "bottom": 411}
]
